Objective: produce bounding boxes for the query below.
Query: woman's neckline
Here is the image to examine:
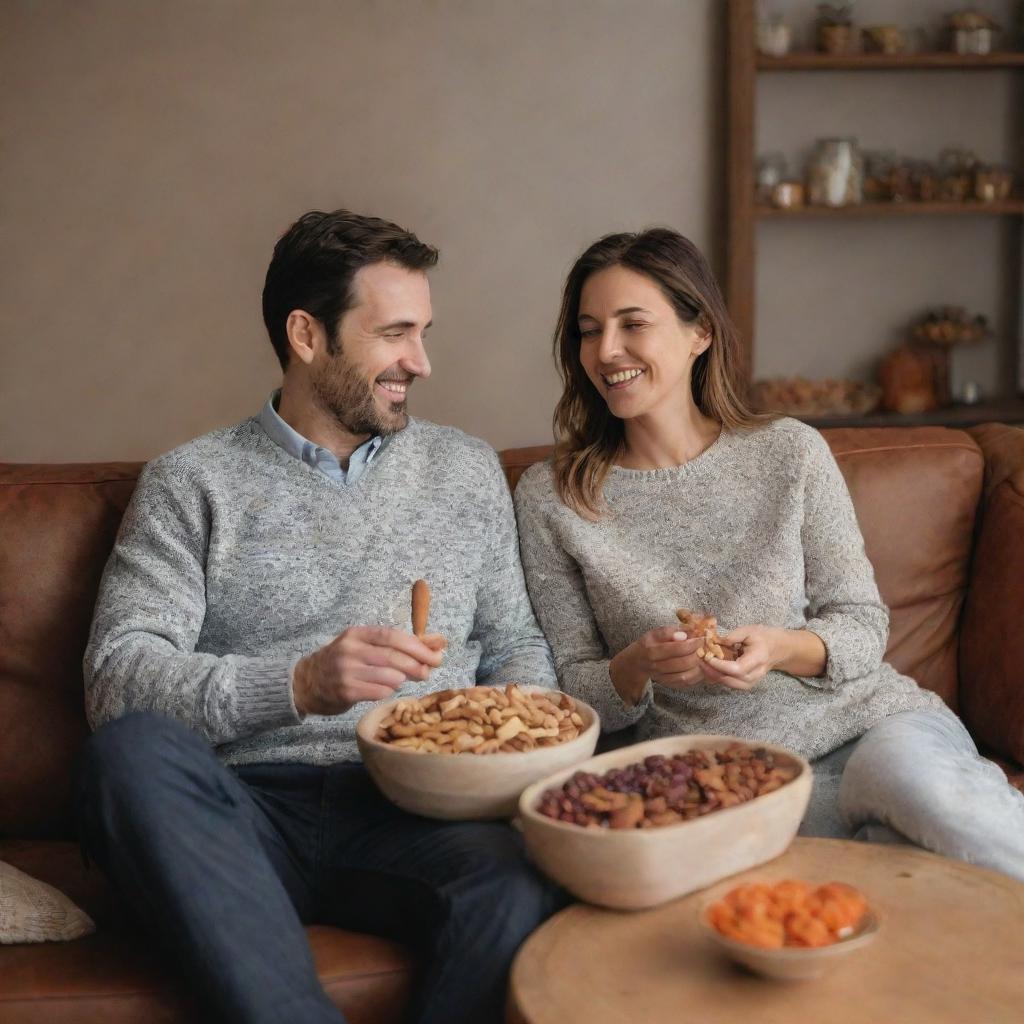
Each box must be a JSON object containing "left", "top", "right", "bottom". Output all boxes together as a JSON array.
[{"left": 610, "top": 423, "right": 727, "bottom": 478}]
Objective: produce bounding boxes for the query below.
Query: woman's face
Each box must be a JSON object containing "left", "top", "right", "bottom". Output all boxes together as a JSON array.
[{"left": 577, "top": 265, "right": 709, "bottom": 421}]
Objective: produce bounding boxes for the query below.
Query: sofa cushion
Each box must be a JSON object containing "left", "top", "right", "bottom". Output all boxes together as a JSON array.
[
  {"left": 501, "top": 426, "right": 983, "bottom": 708},
  {"left": 0, "top": 464, "right": 141, "bottom": 839},
  {"left": 960, "top": 425, "right": 1024, "bottom": 764},
  {"left": 821, "top": 428, "right": 982, "bottom": 709},
  {"left": 0, "top": 860, "right": 95, "bottom": 944},
  {"left": 0, "top": 841, "right": 416, "bottom": 1024}
]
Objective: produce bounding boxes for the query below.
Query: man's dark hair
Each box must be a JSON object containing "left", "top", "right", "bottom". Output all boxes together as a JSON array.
[{"left": 262, "top": 210, "right": 439, "bottom": 369}]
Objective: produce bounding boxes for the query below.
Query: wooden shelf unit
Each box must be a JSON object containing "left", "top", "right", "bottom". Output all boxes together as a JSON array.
[
  {"left": 757, "top": 199, "right": 1024, "bottom": 219},
  {"left": 725, "top": 0, "right": 1024, "bottom": 428},
  {"left": 758, "top": 52, "right": 1024, "bottom": 72},
  {"left": 801, "top": 396, "right": 1024, "bottom": 430}
]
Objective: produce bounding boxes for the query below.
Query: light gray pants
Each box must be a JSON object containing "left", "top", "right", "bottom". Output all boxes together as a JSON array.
[{"left": 799, "top": 708, "right": 1024, "bottom": 881}]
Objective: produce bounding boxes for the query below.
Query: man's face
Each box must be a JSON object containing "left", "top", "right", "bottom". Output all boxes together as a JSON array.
[{"left": 311, "top": 261, "right": 433, "bottom": 437}]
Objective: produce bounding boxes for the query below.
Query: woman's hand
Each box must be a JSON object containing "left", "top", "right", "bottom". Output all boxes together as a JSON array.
[
  {"left": 610, "top": 626, "right": 708, "bottom": 705},
  {"left": 703, "top": 625, "right": 827, "bottom": 691}
]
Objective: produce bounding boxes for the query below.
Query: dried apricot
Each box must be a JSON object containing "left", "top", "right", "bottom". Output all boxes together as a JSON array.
[{"left": 707, "top": 879, "right": 868, "bottom": 948}]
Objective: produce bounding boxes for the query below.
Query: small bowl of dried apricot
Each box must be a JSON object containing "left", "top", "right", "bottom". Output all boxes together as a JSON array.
[{"left": 700, "top": 879, "right": 879, "bottom": 981}]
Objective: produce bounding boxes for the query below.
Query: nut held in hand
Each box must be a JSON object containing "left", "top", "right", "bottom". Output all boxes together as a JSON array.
[{"left": 411, "top": 579, "right": 431, "bottom": 637}]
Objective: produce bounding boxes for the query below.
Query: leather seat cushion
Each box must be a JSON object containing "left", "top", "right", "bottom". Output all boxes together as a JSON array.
[{"left": 0, "top": 840, "right": 416, "bottom": 1024}]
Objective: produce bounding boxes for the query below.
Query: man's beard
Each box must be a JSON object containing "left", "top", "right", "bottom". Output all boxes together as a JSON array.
[{"left": 311, "top": 349, "right": 410, "bottom": 437}]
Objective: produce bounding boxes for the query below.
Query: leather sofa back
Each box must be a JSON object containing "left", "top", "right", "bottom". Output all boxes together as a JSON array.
[
  {"left": 821, "top": 428, "right": 981, "bottom": 708},
  {"left": 0, "top": 464, "right": 141, "bottom": 839},
  {"left": 960, "top": 425, "right": 1024, "bottom": 763},
  {"left": 0, "top": 426, "right": 984, "bottom": 838}
]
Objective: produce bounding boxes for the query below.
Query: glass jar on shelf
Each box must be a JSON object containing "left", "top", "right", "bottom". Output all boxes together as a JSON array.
[
  {"left": 771, "top": 180, "right": 805, "bottom": 209},
  {"left": 807, "top": 137, "right": 863, "bottom": 207},
  {"left": 756, "top": 152, "right": 789, "bottom": 205},
  {"left": 937, "top": 147, "right": 977, "bottom": 202},
  {"left": 947, "top": 11, "right": 999, "bottom": 54},
  {"left": 910, "top": 160, "right": 939, "bottom": 202},
  {"left": 863, "top": 150, "right": 895, "bottom": 201},
  {"left": 757, "top": 17, "right": 793, "bottom": 56},
  {"left": 888, "top": 159, "right": 914, "bottom": 203},
  {"left": 863, "top": 24, "right": 905, "bottom": 54},
  {"left": 816, "top": 2, "right": 861, "bottom": 53},
  {"left": 864, "top": 150, "right": 913, "bottom": 203},
  {"left": 974, "top": 165, "right": 1014, "bottom": 202}
]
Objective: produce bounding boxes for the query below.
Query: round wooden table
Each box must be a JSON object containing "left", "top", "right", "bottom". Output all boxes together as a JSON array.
[{"left": 509, "top": 838, "right": 1024, "bottom": 1024}]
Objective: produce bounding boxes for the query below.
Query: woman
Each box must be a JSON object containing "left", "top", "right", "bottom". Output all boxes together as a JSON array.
[{"left": 514, "top": 227, "right": 1024, "bottom": 877}]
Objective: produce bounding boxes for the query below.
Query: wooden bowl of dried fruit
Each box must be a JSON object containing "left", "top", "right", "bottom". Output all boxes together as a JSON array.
[
  {"left": 518, "top": 735, "right": 812, "bottom": 910},
  {"left": 356, "top": 685, "right": 599, "bottom": 821},
  {"left": 699, "top": 879, "right": 879, "bottom": 980}
]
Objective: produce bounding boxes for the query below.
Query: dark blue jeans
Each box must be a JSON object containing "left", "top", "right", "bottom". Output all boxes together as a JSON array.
[{"left": 76, "top": 713, "right": 568, "bottom": 1024}]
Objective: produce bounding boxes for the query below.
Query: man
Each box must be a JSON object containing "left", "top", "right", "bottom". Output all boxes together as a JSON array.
[{"left": 77, "top": 210, "right": 564, "bottom": 1024}]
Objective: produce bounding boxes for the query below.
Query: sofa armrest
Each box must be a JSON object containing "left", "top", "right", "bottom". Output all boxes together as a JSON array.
[{"left": 960, "top": 424, "right": 1024, "bottom": 763}]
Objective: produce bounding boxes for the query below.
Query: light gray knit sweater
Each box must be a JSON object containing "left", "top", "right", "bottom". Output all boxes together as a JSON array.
[
  {"left": 84, "top": 416, "right": 556, "bottom": 765},
  {"left": 513, "top": 417, "right": 944, "bottom": 762}
]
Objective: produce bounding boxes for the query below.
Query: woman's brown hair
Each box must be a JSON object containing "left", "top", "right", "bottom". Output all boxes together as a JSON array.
[{"left": 552, "top": 228, "right": 766, "bottom": 518}]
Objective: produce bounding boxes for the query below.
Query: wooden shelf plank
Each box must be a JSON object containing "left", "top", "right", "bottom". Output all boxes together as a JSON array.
[
  {"left": 799, "top": 398, "right": 1024, "bottom": 429},
  {"left": 757, "top": 200, "right": 1024, "bottom": 219},
  {"left": 726, "top": 0, "right": 758, "bottom": 375},
  {"left": 758, "top": 52, "right": 1024, "bottom": 71}
]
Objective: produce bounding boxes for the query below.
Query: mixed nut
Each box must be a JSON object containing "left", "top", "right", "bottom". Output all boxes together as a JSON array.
[
  {"left": 675, "top": 609, "right": 743, "bottom": 662},
  {"left": 536, "top": 744, "right": 800, "bottom": 829},
  {"left": 374, "top": 684, "right": 585, "bottom": 754}
]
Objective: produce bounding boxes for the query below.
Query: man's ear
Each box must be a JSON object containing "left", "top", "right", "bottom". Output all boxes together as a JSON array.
[{"left": 285, "top": 310, "right": 322, "bottom": 366}]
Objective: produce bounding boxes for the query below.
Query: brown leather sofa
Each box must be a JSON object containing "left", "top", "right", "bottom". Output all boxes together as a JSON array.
[{"left": 2, "top": 424, "right": 1023, "bottom": 1022}]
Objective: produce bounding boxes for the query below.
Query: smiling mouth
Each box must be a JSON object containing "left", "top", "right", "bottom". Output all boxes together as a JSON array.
[
  {"left": 602, "top": 368, "right": 646, "bottom": 389},
  {"left": 376, "top": 378, "right": 412, "bottom": 399}
]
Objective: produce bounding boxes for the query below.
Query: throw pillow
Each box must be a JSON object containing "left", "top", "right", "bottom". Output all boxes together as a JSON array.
[{"left": 0, "top": 860, "right": 95, "bottom": 943}]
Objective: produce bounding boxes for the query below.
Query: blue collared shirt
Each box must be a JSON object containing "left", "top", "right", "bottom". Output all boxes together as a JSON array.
[{"left": 258, "top": 391, "right": 383, "bottom": 485}]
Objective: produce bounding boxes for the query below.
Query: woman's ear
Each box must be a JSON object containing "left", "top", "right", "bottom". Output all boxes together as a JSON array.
[{"left": 692, "top": 319, "right": 713, "bottom": 357}]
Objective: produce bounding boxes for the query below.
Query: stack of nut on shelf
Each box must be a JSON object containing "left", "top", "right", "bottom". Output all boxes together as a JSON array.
[{"left": 750, "top": 377, "right": 881, "bottom": 418}]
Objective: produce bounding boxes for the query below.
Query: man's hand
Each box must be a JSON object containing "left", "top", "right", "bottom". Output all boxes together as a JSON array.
[
  {"left": 292, "top": 626, "right": 445, "bottom": 716},
  {"left": 610, "top": 627, "right": 708, "bottom": 705}
]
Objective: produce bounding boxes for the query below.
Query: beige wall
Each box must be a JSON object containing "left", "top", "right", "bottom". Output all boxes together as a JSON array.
[
  {"left": 2, "top": 0, "right": 1016, "bottom": 463},
  {"left": 0, "top": 0, "right": 718, "bottom": 461}
]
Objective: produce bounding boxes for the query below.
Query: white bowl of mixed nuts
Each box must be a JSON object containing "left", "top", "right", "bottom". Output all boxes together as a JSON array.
[
  {"left": 518, "top": 736, "right": 812, "bottom": 910},
  {"left": 356, "top": 684, "right": 600, "bottom": 820}
]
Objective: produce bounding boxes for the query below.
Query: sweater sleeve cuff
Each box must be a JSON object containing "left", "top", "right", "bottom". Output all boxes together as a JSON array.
[
  {"left": 799, "top": 620, "right": 844, "bottom": 690},
  {"left": 600, "top": 673, "right": 653, "bottom": 731},
  {"left": 232, "top": 657, "right": 304, "bottom": 731}
]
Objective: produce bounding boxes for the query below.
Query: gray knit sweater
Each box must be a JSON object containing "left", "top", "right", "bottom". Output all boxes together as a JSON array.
[
  {"left": 84, "top": 416, "right": 556, "bottom": 765},
  {"left": 513, "top": 418, "right": 944, "bottom": 762}
]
